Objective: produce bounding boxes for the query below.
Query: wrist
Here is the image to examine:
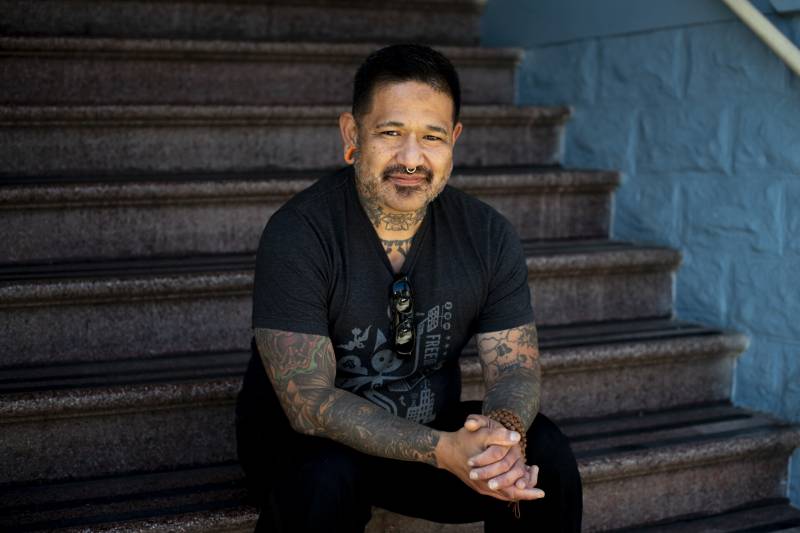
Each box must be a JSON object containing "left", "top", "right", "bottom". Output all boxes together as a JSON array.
[
  {"left": 485, "top": 409, "right": 527, "bottom": 462},
  {"left": 433, "top": 429, "right": 452, "bottom": 470}
]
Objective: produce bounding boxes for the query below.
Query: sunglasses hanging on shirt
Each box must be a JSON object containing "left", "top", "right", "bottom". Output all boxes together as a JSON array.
[{"left": 390, "top": 274, "right": 415, "bottom": 358}]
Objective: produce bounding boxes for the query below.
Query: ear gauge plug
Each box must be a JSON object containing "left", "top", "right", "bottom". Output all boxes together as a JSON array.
[{"left": 344, "top": 146, "right": 357, "bottom": 164}]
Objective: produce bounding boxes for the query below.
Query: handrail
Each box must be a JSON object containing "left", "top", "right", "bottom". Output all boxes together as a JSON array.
[{"left": 721, "top": 0, "right": 800, "bottom": 77}]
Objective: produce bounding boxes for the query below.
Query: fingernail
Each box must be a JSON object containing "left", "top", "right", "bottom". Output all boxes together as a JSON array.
[
  {"left": 467, "top": 459, "right": 474, "bottom": 467},
  {"left": 510, "top": 431, "right": 520, "bottom": 442},
  {"left": 488, "top": 480, "right": 498, "bottom": 490},
  {"left": 469, "top": 471, "right": 479, "bottom": 480}
]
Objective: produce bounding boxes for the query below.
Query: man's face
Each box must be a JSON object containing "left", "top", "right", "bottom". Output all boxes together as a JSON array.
[{"left": 341, "top": 81, "right": 463, "bottom": 216}]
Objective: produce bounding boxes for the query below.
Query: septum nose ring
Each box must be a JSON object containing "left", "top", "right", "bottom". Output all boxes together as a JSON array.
[{"left": 405, "top": 167, "right": 417, "bottom": 174}]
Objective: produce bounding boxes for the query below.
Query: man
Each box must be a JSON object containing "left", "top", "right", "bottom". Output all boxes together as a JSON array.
[{"left": 235, "top": 44, "right": 582, "bottom": 532}]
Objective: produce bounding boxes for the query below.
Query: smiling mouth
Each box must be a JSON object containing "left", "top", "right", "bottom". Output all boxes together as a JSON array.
[{"left": 388, "top": 174, "right": 426, "bottom": 186}]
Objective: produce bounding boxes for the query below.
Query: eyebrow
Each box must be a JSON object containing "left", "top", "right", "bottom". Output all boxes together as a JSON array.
[{"left": 375, "top": 121, "right": 449, "bottom": 136}]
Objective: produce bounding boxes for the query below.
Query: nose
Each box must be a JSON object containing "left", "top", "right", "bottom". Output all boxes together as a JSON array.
[{"left": 396, "top": 135, "right": 425, "bottom": 170}]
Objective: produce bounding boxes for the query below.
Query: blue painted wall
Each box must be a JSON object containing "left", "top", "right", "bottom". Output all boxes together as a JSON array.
[{"left": 482, "top": 0, "right": 800, "bottom": 506}]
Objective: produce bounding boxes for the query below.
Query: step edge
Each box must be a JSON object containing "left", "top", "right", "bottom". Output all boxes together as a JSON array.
[
  {"left": 0, "top": 246, "right": 679, "bottom": 306},
  {"left": 0, "top": 169, "right": 620, "bottom": 208},
  {"left": 0, "top": 377, "right": 241, "bottom": 422},
  {"left": 0, "top": 36, "right": 522, "bottom": 64},
  {"left": 0, "top": 104, "right": 572, "bottom": 126},
  {"left": 460, "top": 330, "right": 749, "bottom": 379},
  {"left": 579, "top": 424, "right": 800, "bottom": 483}
]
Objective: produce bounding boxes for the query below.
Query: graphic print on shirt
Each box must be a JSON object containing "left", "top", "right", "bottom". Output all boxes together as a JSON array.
[{"left": 335, "top": 301, "right": 454, "bottom": 423}]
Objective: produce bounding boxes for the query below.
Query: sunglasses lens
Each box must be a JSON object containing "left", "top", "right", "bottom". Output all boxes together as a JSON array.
[
  {"left": 396, "top": 325, "right": 413, "bottom": 344},
  {"left": 391, "top": 276, "right": 414, "bottom": 357}
]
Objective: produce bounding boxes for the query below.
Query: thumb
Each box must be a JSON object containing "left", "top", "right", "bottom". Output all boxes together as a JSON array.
[
  {"left": 464, "top": 417, "right": 484, "bottom": 432},
  {"left": 485, "top": 427, "right": 521, "bottom": 447}
]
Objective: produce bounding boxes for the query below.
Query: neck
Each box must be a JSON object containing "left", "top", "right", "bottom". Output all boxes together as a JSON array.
[{"left": 357, "top": 190, "right": 426, "bottom": 238}]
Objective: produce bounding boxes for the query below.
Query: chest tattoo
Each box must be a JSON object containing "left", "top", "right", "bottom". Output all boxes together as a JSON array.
[{"left": 382, "top": 237, "right": 414, "bottom": 258}]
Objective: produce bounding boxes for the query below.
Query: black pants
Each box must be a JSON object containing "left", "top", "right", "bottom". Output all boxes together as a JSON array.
[{"left": 236, "top": 395, "right": 582, "bottom": 532}]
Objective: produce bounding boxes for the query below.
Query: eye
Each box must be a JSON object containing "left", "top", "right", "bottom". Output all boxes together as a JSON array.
[
  {"left": 424, "top": 135, "right": 443, "bottom": 142},
  {"left": 381, "top": 130, "right": 400, "bottom": 137}
]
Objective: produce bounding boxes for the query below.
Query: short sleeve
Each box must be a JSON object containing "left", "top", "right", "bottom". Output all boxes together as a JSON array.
[
  {"left": 474, "top": 216, "right": 534, "bottom": 333},
  {"left": 251, "top": 207, "right": 330, "bottom": 336}
]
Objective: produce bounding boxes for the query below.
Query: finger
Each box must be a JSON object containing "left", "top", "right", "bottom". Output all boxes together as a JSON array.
[
  {"left": 469, "top": 450, "right": 518, "bottom": 482},
  {"left": 467, "top": 443, "right": 511, "bottom": 468},
  {"left": 528, "top": 465, "right": 540, "bottom": 488},
  {"left": 484, "top": 426, "right": 521, "bottom": 448},
  {"left": 505, "top": 485, "right": 546, "bottom": 500},
  {"left": 514, "top": 464, "right": 540, "bottom": 491},
  {"left": 486, "top": 456, "right": 528, "bottom": 491}
]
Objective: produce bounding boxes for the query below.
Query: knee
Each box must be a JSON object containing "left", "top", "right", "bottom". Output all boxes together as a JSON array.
[
  {"left": 267, "top": 442, "right": 373, "bottom": 532},
  {"left": 526, "top": 414, "right": 577, "bottom": 468},
  {"left": 525, "top": 415, "right": 581, "bottom": 494}
]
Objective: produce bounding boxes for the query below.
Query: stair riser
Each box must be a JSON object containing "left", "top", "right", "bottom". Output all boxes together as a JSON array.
[
  {"left": 0, "top": 293, "right": 252, "bottom": 367},
  {"left": 0, "top": 54, "right": 514, "bottom": 106},
  {"left": 462, "top": 355, "right": 735, "bottom": 419},
  {"left": 0, "top": 270, "right": 674, "bottom": 366},
  {"left": 0, "top": 403, "right": 235, "bottom": 485},
  {"left": 531, "top": 270, "right": 673, "bottom": 326},
  {"left": 582, "top": 452, "right": 792, "bottom": 531},
  {"left": 0, "top": 1, "right": 482, "bottom": 46},
  {"left": 0, "top": 186, "right": 612, "bottom": 264},
  {"left": 0, "top": 115, "right": 564, "bottom": 176}
]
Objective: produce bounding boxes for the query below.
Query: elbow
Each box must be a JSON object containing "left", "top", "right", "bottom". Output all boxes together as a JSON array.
[{"left": 283, "top": 386, "right": 339, "bottom": 437}]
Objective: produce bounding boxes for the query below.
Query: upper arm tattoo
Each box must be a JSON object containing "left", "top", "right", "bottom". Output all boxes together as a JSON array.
[
  {"left": 255, "top": 327, "right": 338, "bottom": 436},
  {"left": 254, "top": 327, "right": 441, "bottom": 465},
  {"left": 476, "top": 323, "right": 541, "bottom": 430}
]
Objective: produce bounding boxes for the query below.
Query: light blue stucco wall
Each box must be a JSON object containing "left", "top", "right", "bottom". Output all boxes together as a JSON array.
[{"left": 482, "top": 0, "right": 800, "bottom": 506}]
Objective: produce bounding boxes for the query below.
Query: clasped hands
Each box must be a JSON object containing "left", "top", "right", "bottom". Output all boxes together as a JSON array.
[{"left": 438, "top": 414, "right": 544, "bottom": 502}]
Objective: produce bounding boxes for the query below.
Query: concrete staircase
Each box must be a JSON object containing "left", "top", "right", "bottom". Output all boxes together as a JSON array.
[{"left": 1, "top": 1, "right": 799, "bottom": 531}]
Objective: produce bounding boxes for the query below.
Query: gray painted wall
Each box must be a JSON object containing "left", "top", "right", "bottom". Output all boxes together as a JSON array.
[{"left": 482, "top": 0, "right": 800, "bottom": 506}]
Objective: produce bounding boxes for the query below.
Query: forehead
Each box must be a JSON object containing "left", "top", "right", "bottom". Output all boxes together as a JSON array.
[{"left": 364, "top": 81, "right": 455, "bottom": 127}]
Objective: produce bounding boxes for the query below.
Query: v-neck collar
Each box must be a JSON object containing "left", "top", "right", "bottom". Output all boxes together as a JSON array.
[{"left": 347, "top": 168, "right": 432, "bottom": 278}]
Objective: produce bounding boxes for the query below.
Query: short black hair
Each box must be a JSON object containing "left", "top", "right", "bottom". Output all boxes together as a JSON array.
[{"left": 352, "top": 44, "right": 461, "bottom": 124}]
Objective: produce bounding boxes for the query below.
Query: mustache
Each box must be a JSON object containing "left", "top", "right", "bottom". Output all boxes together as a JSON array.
[{"left": 382, "top": 164, "right": 433, "bottom": 181}]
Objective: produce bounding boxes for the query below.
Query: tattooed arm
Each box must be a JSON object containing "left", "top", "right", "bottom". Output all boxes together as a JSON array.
[
  {"left": 459, "top": 323, "right": 543, "bottom": 495},
  {"left": 255, "top": 326, "right": 532, "bottom": 500},
  {"left": 476, "top": 322, "right": 541, "bottom": 431},
  {"left": 255, "top": 327, "right": 440, "bottom": 465}
]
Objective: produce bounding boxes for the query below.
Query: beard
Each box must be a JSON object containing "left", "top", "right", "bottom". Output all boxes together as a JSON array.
[
  {"left": 381, "top": 164, "right": 435, "bottom": 198},
  {"left": 353, "top": 157, "right": 450, "bottom": 214}
]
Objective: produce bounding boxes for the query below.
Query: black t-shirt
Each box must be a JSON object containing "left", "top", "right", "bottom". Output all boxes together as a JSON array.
[{"left": 242, "top": 166, "right": 534, "bottom": 424}]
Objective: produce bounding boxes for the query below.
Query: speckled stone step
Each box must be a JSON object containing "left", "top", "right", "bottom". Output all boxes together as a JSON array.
[
  {"left": 573, "top": 404, "right": 800, "bottom": 531},
  {"left": 460, "top": 319, "right": 748, "bottom": 419},
  {"left": 0, "top": 242, "right": 678, "bottom": 365},
  {"left": 0, "top": 319, "right": 738, "bottom": 483},
  {"left": 1, "top": 405, "right": 797, "bottom": 532},
  {"left": 0, "top": 167, "right": 619, "bottom": 264},
  {"left": 0, "top": 0, "right": 486, "bottom": 46},
  {"left": 0, "top": 463, "right": 256, "bottom": 532},
  {"left": 0, "top": 105, "right": 569, "bottom": 177},
  {"left": 0, "top": 38, "right": 520, "bottom": 106},
  {"left": 618, "top": 498, "right": 800, "bottom": 531}
]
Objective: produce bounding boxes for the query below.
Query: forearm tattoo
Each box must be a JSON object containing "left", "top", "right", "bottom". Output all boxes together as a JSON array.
[
  {"left": 381, "top": 237, "right": 414, "bottom": 257},
  {"left": 255, "top": 328, "right": 441, "bottom": 466},
  {"left": 476, "top": 323, "right": 541, "bottom": 431}
]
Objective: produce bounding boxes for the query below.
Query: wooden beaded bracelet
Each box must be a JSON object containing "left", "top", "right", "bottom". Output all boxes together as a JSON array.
[{"left": 486, "top": 409, "right": 528, "bottom": 519}]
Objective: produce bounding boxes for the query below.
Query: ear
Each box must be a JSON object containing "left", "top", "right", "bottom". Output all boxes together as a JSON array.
[
  {"left": 451, "top": 121, "right": 463, "bottom": 146},
  {"left": 339, "top": 112, "right": 359, "bottom": 151}
]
